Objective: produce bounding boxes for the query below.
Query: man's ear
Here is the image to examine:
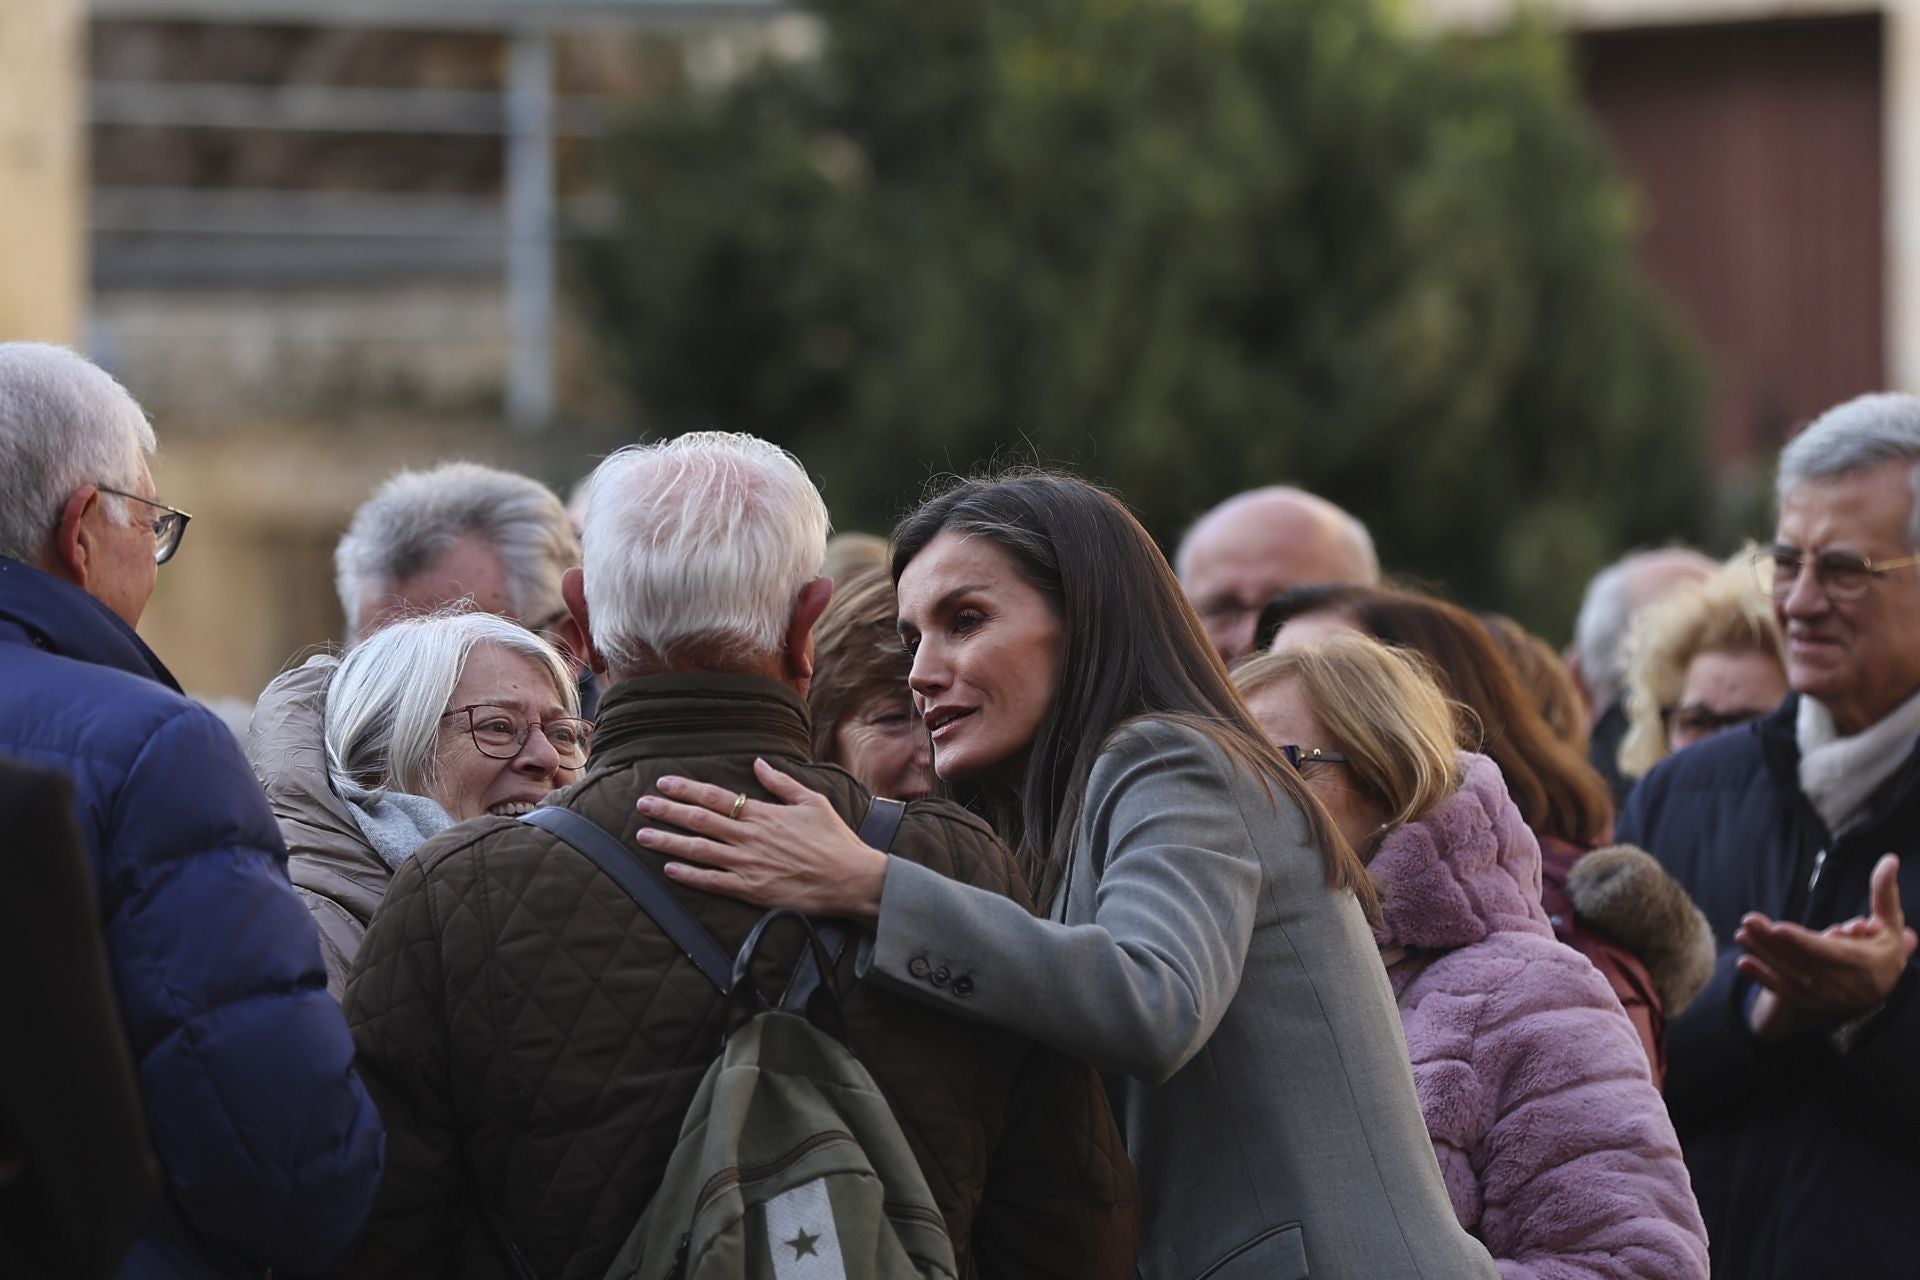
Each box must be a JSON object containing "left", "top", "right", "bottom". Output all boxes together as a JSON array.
[
  {"left": 45, "top": 486, "right": 102, "bottom": 591},
  {"left": 559, "top": 566, "right": 606, "bottom": 675},
  {"left": 783, "top": 576, "right": 835, "bottom": 694}
]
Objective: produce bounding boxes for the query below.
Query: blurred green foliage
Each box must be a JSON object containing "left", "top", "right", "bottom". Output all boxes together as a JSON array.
[{"left": 577, "top": 0, "right": 1712, "bottom": 638}]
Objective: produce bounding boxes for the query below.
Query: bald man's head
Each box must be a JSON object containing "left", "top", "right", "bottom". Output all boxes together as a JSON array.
[{"left": 1177, "top": 486, "right": 1380, "bottom": 660}]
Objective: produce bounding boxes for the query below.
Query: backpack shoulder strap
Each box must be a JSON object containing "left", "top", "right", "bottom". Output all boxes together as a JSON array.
[
  {"left": 780, "top": 796, "right": 910, "bottom": 1012},
  {"left": 522, "top": 806, "right": 734, "bottom": 994},
  {"left": 857, "top": 795, "right": 908, "bottom": 851}
]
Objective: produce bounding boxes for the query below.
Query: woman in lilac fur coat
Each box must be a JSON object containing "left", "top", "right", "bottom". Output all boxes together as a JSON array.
[{"left": 1238, "top": 636, "right": 1709, "bottom": 1280}]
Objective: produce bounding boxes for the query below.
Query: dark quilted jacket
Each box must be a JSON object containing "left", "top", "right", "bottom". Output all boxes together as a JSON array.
[{"left": 338, "top": 673, "right": 1138, "bottom": 1280}]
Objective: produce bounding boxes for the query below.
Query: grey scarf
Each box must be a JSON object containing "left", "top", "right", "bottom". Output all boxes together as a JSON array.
[{"left": 347, "top": 790, "right": 455, "bottom": 871}]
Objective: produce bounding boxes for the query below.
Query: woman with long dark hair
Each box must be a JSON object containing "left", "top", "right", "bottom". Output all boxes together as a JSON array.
[{"left": 636, "top": 473, "right": 1496, "bottom": 1280}]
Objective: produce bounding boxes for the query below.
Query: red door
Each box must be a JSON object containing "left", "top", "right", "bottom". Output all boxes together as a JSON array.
[{"left": 1578, "top": 15, "right": 1885, "bottom": 468}]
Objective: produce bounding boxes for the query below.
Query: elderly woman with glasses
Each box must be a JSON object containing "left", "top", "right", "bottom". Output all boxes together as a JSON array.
[{"left": 249, "top": 610, "right": 588, "bottom": 1000}]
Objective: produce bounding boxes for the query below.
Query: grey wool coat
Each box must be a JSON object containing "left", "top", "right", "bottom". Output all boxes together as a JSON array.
[{"left": 868, "top": 719, "right": 1497, "bottom": 1280}]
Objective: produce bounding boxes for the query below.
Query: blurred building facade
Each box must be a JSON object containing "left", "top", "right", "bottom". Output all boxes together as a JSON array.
[
  {"left": 72, "top": 0, "right": 785, "bottom": 699},
  {"left": 9, "top": 0, "right": 1912, "bottom": 699},
  {"left": 1426, "top": 0, "right": 1902, "bottom": 480},
  {"left": 1, "top": 0, "right": 85, "bottom": 345}
]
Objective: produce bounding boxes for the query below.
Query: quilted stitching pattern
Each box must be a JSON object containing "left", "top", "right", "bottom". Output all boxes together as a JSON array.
[{"left": 342, "top": 680, "right": 1135, "bottom": 1280}]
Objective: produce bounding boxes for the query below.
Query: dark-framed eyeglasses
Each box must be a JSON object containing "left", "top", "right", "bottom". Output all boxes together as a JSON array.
[
  {"left": 1660, "top": 703, "right": 1770, "bottom": 738},
  {"left": 441, "top": 703, "right": 594, "bottom": 768},
  {"left": 1278, "top": 744, "right": 1348, "bottom": 771},
  {"left": 1752, "top": 544, "right": 1920, "bottom": 603},
  {"left": 98, "top": 486, "right": 192, "bottom": 565}
]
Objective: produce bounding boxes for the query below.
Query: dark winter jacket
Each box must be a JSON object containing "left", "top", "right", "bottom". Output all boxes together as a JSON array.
[
  {"left": 0, "top": 558, "right": 385, "bottom": 1278},
  {"left": 338, "top": 673, "right": 1138, "bottom": 1280},
  {"left": 1617, "top": 694, "right": 1920, "bottom": 1280}
]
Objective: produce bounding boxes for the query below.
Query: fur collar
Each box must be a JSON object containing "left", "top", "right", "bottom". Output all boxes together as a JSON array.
[
  {"left": 1564, "top": 845, "right": 1716, "bottom": 1015},
  {"left": 1370, "top": 752, "right": 1553, "bottom": 953}
]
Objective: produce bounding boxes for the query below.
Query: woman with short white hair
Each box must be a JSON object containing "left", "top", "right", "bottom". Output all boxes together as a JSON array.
[{"left": 250, "top": 611, "right": 587, "bottom": 999}]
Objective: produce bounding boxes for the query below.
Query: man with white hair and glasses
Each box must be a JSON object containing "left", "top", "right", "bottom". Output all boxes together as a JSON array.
[
  {"left": 0, "top": 343, "right": 383, "bottom": 1277},
  {"left": 1618, "top": 392, "right": 1920, "bottom": 1279},
  {"left": 336, "top": 433, "right": 1136, "bottom": 1280}
]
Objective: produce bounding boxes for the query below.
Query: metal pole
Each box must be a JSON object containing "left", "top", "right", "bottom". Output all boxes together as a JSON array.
[{"left": 505, "top": 25, "right": 554, "bottom": 428}]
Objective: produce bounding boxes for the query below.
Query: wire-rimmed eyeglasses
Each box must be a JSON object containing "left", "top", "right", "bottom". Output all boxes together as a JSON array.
[
  {"left": 1752, "top": 544, "right": 1920, "bottom": 603},
  {"left": 98, "top": 486, "right": 192, "bottom": 565},
  {"left": 441, "top": 703, "right": 594, "bottom": 769}
]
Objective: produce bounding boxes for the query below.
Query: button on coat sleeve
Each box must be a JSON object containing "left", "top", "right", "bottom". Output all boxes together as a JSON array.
[{"left": 867, "top": 722, "right": 1262, "bottom": 1084}]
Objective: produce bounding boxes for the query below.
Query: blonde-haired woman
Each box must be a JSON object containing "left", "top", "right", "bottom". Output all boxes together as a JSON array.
[
  {"left": 1234, "top": 636, "right": 1709, "bottom": 1280},
  {"left": 1619, "top": 556, "right": 1787, "bottom": 781}
]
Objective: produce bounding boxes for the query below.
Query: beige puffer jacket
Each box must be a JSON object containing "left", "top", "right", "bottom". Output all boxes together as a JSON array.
[{"left": 247, "top": 654, "right": 389, "bottom": 1001}]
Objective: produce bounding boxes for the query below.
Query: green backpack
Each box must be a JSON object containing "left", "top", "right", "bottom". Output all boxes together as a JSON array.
[
  {"left": 605, "top": 911, "right": 958, "bottom": 1280},
  {"left": 521, "top": 801, "right": 956, "bottom": 1280}
]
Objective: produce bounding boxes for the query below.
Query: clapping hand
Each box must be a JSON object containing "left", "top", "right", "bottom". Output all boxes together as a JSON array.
[{"left": 1737, "top": 854, "right": 1917, "bottom": 1042}]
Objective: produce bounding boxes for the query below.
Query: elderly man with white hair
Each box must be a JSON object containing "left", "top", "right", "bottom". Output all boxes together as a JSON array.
[
  {"left": 1176, "top": 485, "right": 1380, "bottom": 660},
  {"left": 336, "top": 433, "right": 1137, "bottom": 1280},
  {"left": 0, "top": 343, "right": 383, "bottom": 1277},
  {"left": 1618, "top": 392, "right": 1920, "bottom": 1280}
]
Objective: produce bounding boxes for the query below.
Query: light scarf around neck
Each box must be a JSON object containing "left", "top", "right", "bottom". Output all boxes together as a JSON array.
[
  {"left": 347, "top": 790, "right": 455, "bottom": 871},
  {"left": 1797, "top": 684, "right": 1920, "bottom": 837}
]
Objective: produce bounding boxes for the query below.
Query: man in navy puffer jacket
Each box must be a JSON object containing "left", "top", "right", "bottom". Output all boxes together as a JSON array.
[{"left": 0, "top": 343, "right": 383, "bottom": 1277}]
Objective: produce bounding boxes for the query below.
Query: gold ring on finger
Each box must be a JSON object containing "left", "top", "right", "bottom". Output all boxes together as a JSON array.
[{"left": 730, "top": 791, "right": 748, "bottom": 821}]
